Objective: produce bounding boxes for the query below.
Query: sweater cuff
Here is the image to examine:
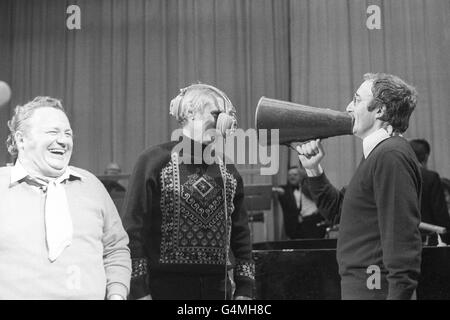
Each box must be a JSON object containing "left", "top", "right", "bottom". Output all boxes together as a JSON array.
[
  {"left": 234, "top": 276, "right": 255, "bottom": 299},
  {"left": 107, "top": 283, "right": 128, "bottom": 300},
  {"left": 129, "top": 258, "right": 150, "bottom": 299},
  {"left": 129, "top": 275, "right": 150, "bottom": 299},
  {"left": 234, "top": 260, "right": 255, "bottom": 298},
  {"left": 307, "top": 171, "right": 329, "bottom": 186}
]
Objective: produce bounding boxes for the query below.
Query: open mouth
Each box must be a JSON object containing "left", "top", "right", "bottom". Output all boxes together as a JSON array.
[{"left": 49, "top": 149, "right": 66, "bottom": 156}]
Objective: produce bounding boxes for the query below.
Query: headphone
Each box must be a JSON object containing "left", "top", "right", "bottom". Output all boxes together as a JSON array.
[{"left": 169, "top": 83, "right": 237, "bottom": 137}]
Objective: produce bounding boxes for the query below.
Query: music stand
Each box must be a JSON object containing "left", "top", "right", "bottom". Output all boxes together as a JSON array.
[{"left": 244, "top": 185, "right": 273, "bottom": 242}]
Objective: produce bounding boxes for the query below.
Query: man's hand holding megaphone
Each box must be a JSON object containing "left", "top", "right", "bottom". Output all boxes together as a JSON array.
[{"left": 293, "top": 139, "right": 325, "bottom": 177}]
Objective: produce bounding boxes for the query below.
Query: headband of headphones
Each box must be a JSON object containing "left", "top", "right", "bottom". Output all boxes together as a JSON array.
[{"left": 169, "top": 83, "right": 236, "bottom": 122}]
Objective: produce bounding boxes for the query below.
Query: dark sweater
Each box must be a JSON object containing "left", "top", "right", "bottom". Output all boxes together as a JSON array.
[
  {"left": 419, "top": 168, "right": 450, "bottom": 244},
  {"left": 122, "top": 140, "right": 254, "bottom": 299},
  {"left": 308, "top": 136, "right": 422, "bottom": 299}
]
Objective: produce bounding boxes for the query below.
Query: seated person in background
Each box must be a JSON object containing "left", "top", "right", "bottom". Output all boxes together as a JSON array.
[
  {"left": 409, "top": 139, "right": 450, "bottom": 245},
  {"left": 442, "top": 178, "right": 450, "bottom": 218},
  {"left": 101, "top": 162, "right": 126, "bottom": 194},
  {"left": 273, "top": 166, "right": 327, "bottom": 239}
]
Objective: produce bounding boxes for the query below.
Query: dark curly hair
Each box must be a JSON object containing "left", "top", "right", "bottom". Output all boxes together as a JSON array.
[
  {"left": 409, "top": 139, "right": 431, "bottom": 164},
  {"left": 364, "top": 73, "right": 417, "bottom": 133}
]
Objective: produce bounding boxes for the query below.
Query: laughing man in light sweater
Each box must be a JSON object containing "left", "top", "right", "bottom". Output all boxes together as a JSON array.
[{"left": 0, "top": 96, "right": 131, "bottom": 299}]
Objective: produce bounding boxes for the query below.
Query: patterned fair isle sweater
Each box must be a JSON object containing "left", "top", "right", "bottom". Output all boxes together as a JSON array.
[{"left": 122, "top": 139, "right": 255, "bottom": 299}]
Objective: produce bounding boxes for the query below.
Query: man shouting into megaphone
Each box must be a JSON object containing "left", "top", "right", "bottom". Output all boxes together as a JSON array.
[{"left": 296, "top": 73, "right": 422, "bottom": 300}]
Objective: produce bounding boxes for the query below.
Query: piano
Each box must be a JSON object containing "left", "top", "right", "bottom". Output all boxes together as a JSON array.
[{"left": 253, "top": 239, "right": 450, "bottom": 299}]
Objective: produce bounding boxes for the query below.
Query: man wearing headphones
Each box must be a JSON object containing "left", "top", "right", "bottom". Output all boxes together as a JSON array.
[{"left": 122, "top": 83, "right": 254, "bottom": 300}]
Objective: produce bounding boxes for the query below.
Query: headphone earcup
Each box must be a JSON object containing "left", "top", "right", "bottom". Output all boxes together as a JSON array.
[
  {"left": 169, "top": 95, "right": 184, "bottom": 121},
  {"left": 217, "top": 113, "right": 236, "bottom": 136}
]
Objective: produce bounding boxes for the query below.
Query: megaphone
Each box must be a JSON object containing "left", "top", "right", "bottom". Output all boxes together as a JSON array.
[{"left": 255, "top": 97, "right": 354, "bottom": 145}]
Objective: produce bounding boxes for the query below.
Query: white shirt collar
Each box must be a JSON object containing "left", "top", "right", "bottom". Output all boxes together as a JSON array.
[
  {"left": 10, "top": 161, "right": 83, "bottom": 184},
  {"left": 362, "top": 128, "right": 391, "bottom": 158}
]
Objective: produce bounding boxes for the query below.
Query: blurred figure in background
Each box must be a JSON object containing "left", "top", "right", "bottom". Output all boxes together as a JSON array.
[
  {"left": 442, "top": 178, "right": 450, "bottom": 218},
  {"left": 273, "top": 166, "right": 327, "bottom": 239},
  {"left": 101, "top": 162, "right": 126, "bottom": 194},
  {"left": 409, "top": 139, "right": 450, "bottom": 245}
]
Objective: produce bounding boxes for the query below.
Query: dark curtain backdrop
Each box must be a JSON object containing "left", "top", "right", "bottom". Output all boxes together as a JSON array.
[
  {"left": 0, "top": 0, "right": 290, "bottom": 241},
  {"left": 0, "top": 0, "right": 290, "bottom": 183},
  {"left": 1, "top": 0, "right": 450, "bottom": 240}
]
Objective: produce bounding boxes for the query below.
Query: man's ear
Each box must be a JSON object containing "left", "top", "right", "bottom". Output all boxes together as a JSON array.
[
  {"left": 14, "top": 131, "right": 25, "bottom": 149},
  {"left": 375, "top": 105, "right": 386, "bottom": 120}
]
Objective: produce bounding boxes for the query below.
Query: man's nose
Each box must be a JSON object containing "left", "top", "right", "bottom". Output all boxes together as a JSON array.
[
  {"left": 55, "top": 133, "right": 70, "bottom": 145},
  {"left": 346, "top": 101, "right": 354, "bottom": 112}
]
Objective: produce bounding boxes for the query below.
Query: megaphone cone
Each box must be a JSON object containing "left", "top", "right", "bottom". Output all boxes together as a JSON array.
[{"left": 255, "top": 97, "right": 354, "bottom": 145}]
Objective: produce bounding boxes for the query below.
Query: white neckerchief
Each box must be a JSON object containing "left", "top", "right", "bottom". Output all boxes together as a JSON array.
[
  {"left": 362, "top": 128, "right": 391, "bottom": 159},
  {"left": 45, "top": 172, "right": 73, "bottom": 262},
  {"left": 10, "top": 161, "right": 81, "bottom": 262}
]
